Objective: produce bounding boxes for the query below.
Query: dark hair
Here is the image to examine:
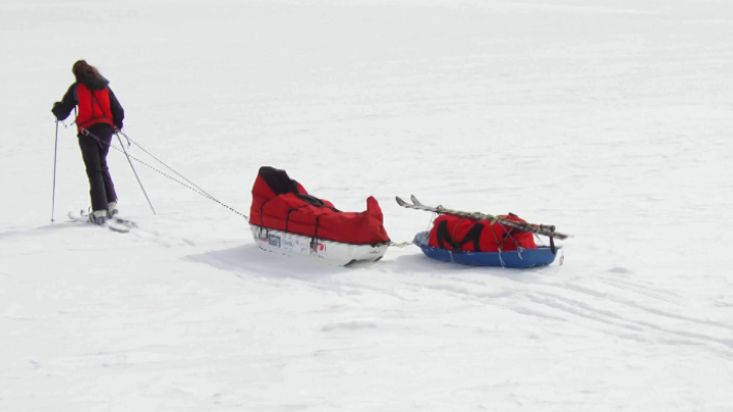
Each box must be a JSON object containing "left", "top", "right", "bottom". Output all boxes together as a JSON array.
[{"left": 72, "top": 59, "right": 102, "bottom": 83}]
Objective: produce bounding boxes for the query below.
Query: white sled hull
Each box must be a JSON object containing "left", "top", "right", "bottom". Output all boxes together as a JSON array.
[{"left": 249, "top": 225, "right": 389, "bottom": 266}]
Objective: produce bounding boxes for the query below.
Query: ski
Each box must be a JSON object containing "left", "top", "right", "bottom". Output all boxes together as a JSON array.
[
  {"left": 67, "top": 210, "right": 136, "bottom": 233},
  {"left": 107, "top": 214, "right": 137, "bottom": 229},
  {"left": 395, "top": 195, "right": 569, "bottom": 240}
]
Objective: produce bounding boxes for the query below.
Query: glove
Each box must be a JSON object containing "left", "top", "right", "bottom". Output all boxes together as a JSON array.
[{"left": 51, "top": 102, "right": 62, "bottom": 119}]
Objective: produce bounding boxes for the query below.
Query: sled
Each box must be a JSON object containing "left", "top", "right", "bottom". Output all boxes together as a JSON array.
[
  {"left": 249, "top": 166, "right": 391, "bottom": 266},
  {"left": 413, "top": 231, "right": 558, "bottom": 268}
]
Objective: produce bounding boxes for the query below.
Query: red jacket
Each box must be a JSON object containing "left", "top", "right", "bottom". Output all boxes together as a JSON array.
[
  {"left": 52, "top": 79, "right": 124, "bottom": 132},
  {"left": 75, "top": 83, "right": 115, "bottom": 130}
]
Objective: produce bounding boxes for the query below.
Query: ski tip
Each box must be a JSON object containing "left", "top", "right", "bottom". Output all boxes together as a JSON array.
[{"left": 395, "top": 196, "right": 407, "bottom": 206}]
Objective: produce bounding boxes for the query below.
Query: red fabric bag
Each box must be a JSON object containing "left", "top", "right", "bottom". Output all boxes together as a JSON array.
[
  {"left": 428, "top": 213, "right": 536, "bottom": 252},
  {"left": 249, "top": 166, "right": 390, "bottom": 245}
]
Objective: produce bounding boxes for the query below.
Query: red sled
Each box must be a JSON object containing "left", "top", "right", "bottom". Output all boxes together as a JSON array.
[{"left": 249, "top": 166, "right": 390, "bottom": 265}]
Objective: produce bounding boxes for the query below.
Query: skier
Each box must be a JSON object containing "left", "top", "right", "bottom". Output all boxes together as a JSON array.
[{"left": 52, "top": 60, "right": 125, "bottom": 224}]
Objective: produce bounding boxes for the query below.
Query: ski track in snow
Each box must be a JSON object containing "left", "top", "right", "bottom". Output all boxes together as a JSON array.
[
  {"left": 188, "top": 239, "right": 733, "bottom": 358},
  {"left": 375, "top": 265, "right": 733, "bottom": 357}
]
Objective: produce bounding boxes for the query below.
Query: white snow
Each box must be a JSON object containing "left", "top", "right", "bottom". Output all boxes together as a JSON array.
[{"left": 1, "top": 0, "right": 732, "bottom": 410}]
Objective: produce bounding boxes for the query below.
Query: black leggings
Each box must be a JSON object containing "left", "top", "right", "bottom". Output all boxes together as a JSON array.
[{"left": 78, "top": 124, "right": 117, "bottom": 211}]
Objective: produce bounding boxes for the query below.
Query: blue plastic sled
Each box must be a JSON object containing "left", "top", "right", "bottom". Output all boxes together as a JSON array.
[{"left": 413, "top": 231, "right": 558, "bottom": 268}]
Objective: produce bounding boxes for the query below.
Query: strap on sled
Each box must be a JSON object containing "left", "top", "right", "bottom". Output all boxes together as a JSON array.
[
  {"left": 550, "top": 236, "right": 556, "bottom": 255},
  {"left": 310, "top": 215, "right": 322, "bottom": 251},
  {"left": 436, "top": 220, "right": 484, "bottom": 252}
]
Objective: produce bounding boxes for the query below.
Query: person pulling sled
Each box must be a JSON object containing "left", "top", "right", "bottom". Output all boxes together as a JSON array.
[{"left": 52, "top": 60, "right": 125, "bottom": 225}]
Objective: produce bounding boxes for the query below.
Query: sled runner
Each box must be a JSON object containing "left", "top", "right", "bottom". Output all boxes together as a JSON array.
[{"left": 249, "top": 166, "right": 391, "bottom": 266}]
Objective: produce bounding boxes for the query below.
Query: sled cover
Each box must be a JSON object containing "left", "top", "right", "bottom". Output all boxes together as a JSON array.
[{"left": 249, "top": 166, "right": 390, "bottom": 245}]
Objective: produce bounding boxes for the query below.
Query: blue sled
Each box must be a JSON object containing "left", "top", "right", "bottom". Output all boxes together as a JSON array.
[{"left": 413, "top": 231, "right": 558, "bottom": 268}]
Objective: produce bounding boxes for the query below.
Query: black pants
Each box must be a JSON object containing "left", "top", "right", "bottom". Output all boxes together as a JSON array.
[{"left": 78, "top": 124, "right": 117, "bottom": 211}]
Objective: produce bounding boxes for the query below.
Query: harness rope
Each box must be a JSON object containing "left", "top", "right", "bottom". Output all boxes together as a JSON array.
[{"left": 79, "top": 127, "right": 248, "bottom": 219}]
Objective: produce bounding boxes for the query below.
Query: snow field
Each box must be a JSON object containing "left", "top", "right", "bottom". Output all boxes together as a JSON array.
[{"left": 1, "top": 0, "right": 732, "bottom": 410}]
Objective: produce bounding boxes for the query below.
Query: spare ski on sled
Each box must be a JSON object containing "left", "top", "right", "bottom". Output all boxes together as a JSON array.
[{"left": 395, "top": 195, "right": 569, "bottom": 240}]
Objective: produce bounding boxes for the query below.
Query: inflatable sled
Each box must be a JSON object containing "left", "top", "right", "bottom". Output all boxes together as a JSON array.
[
  {"left": 249, "top": 166, "right": 390, "bottom": 266},
  {"left": 414, "top": 213, "right": 559, "bottom": 268},
  {"left": 414, "top": 232, "right": 558, "bottom": 268}
]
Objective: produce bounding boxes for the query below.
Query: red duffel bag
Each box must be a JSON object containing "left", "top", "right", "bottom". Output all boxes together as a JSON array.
[{"left": 427, "top": 213, "right": 536, "bottom": 252}]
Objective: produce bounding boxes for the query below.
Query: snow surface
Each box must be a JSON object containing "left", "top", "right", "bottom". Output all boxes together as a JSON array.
[{"left": 2, "top": 0, "right": 732, "bottom": 410}]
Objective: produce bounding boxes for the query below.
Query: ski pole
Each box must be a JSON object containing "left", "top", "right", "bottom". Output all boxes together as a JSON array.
[
  {"left": 51, "top": 120, "right": 59, "bottom": 222},
  {"left": 116, "top": 132, "right": 157, "bottom": 216}
]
